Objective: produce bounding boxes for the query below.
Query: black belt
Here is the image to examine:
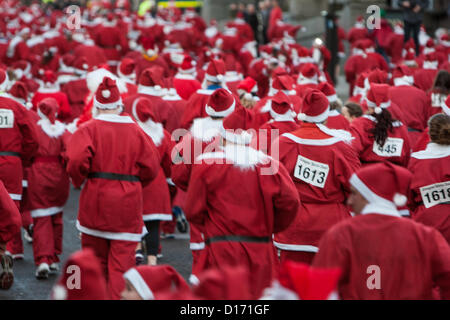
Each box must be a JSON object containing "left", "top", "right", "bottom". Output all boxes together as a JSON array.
[
  {"left": 0, "top": 151, "right": 20, "bottom": 157},
  {"left": 407, "top": 127, "right": 422, "bottom": 133},
  {"left": 205, "top": 235, "right": 270, "bottom": 245},
  {"left": 87, "top": 172, "right": 140, "bottom": 182}
]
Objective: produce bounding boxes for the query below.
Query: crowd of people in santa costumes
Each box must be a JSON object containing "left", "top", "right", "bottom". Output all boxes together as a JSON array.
[{"left": 0, "top": 0, "right": 449, "bottom": 300}]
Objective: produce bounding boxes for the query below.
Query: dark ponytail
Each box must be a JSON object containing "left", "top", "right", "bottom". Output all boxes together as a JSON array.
[
  {"left": 429, "top": 113, "right": 450, "bottom": 145},
  {"left": 369, "top": 109, "right": 394, "bottom": 147}
]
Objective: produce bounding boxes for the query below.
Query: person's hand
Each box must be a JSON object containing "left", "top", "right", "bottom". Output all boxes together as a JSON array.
[
  {"left": 402, "top": 1, "right": 410, "bottom": 7},
  {"left": 413, "top": 5, "right": 421, "bottom": 13}
]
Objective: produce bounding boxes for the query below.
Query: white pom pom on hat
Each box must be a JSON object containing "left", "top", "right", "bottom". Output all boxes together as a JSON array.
[
  {"left": 297, "top": 113, "right": 307, "bottom": 121},
  {"left": 393, "top": 193, "right": 407, "bottom": 206},
  {"left": 82, "top": 63, "right": 88, "bottom": 70},
  {"left": 374, "top": 107, "right": 382, "bottom": 114},
  {"left": 102, "top": 90, "right": 111, "bottom": 98}
]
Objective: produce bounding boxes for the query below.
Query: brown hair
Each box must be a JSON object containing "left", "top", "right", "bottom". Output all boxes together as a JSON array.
[
  {"left": 432, "top": 70, "right": 450, "bottom": 95},
  {"left": 369, "top": 108, "right": 395, "bottom": 147},
  {"left": 428, "top": 113, "right": 450, "bottom": 145},
  {"left": 344, "top": 101, "right": 363, "bottom": 118}
]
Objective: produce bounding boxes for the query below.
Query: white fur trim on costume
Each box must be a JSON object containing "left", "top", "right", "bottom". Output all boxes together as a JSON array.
[
  {"left": 37, "top": 119, "right": 66, "bottom": 138},
  {"left": 398, "top": 209, "right": 410, "bottom": 217},
  {"left": 38, "top": 86, "right": 60, "bottom": 93},
  {"left": 366, "top": 99, "right": 391, "bottom": 109},
  {"left": 316, "top": 124, "right": 353, "bottom": 143},
  {"left": 297, "top": 106, "right": 329, "bottom": 123},
  {"left": 350, "top": 174, "right": 401, "bottom": 215},
  {"left": 138, "top": 119, "right": 164, "bottom": 146},
  {"left": 9, "top": 193, "right": 22, "bottom": 201},
  {"left": 123, "top": 268, "right": 154, "bottom": 300},
  {"left": 272, "top": 241, "right": 319, "bottom": 252},
  {"left": 76, "top": 221, "right": 142, "bottom": 242},
  {"left": 327, "top": 94, "right": 338, "bottom": 103},
  {"left": 94, "top": 96, "right": 123, "bottom": 110},
  {"left": 31, "top": 206, "right": 64, "bottom": 218},
  {"left": 423, "top": 61, "right": 438, "bottom": 69},
  {"left": 94, "top": 114, "right": 134, "bottom": 124},
  {"left": 204, "top": 73, "right": 224, "bottom": 83},
  {"left": 393, "top": 76, "right": 414, "bottom": 86},
  {"left": 269, "top": 108, "right": 296, "bottom": 122},
  {"left": 189, "top": 117, "right": 223, "bottom": 142},
  {"left": 360, "top": 203, "right": 401, "bottom": 217},
  {"left": 205, "top": 99, "right": 236, "bottom": 118},
  {"left": 297, "top": 75, "right": 318, "bottom": 85},
  {"left": 220, "top": 127, "right": 253, "bottom": 145},
  {"left": 411, "top": 143, "right": 450, "bottom": 160},
  {"left": 282, "top": 132, "right": 344, "bottom": 146},
  {"left": 174, "top": 73, "right": 196, "bottom": 80},
  {"left": 87, "top": 69, "right": 127, "bottom": 94},
  {"left": 189, "top": 242, "right": 205, "bottom": 250},
  {"left": 196, "top": 145, "right": 270, "bottom": 170},
  {"left": 143, "top": 213, "right": 173, "bottom": 221},
  {"left": 138, "top": 85, "right": 165, "bottom": 97}
]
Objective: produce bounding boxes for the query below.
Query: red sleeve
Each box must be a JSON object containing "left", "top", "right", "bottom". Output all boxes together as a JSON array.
[
  {"left": 335, "top": 142, "right": 361, "bottom": 196},
  {"left": 430, "top": 229, "right": 450, "bottom": 299},
  {"left": 184, "top": 164, "right": 208, "bottom": 226},
  {"left": 16, "top": 105, "right": 39, "bottom": 164},
  {"left": 65, "top": 126, "right": 94, "bottom": 188},
  {"left": 137, "top": 133, "right": 161, "bottom": 188},
  {"left": 313, "top": 225, "right": 350, "bottom": 274},
  {"left": 0, "top": 181, "right": 21, "bottom": 243}
]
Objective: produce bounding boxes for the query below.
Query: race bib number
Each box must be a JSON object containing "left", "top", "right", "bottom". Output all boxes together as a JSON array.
[
  {"left": 373, "top": 138, "right": 403, "bottom": 157},
  {"left": 294, "top": 155, "right": 329, "bottom": 188},
  {"left": 419, "top": 181, "right": 450, "bottom": 209},
  {"left": 0, "top": 109, "right": 14, "bottom": 128}
]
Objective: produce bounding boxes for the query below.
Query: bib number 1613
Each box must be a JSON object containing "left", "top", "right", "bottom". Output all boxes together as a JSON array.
[{"left": 294, "top": 155, "right": 329, "bottom": 188}]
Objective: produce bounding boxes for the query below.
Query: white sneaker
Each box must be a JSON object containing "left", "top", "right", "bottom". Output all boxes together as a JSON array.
[
  {"left": 23, "top": 229, "right": 33, "bottom": 243},
  {"left": 49, "top": 263, "right": 59, "bottom": 273},
  {"left": 35, "top": 263, "right": 50, "bottom": 280}
]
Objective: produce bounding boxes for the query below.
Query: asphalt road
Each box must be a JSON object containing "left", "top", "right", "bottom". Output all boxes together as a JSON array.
[{"left": 0, "top": 186, "right": 192, "bottom": 300}]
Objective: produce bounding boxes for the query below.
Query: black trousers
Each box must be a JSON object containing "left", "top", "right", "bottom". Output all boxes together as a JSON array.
[
  {"left": 143, "top": 220, "right": 160, "bottom": 256},
  {"left": 404, "top": 20, "right": 421, "bottom": 56}
]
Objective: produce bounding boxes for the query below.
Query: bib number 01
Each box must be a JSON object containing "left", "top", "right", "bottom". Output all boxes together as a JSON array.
[
  {"left": 0, "top": 109, "right": 14, "bottom": 128},
  {"left": 294, "top": 155, "right": 329, "bottom": 188},
  {"left": 419, "top": 181, "right": 450, "bottom": 209},
  {"left": 373, "top": 137, "right": 403, "bottom": 157}
]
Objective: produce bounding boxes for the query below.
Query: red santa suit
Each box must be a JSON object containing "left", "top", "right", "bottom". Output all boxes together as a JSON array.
[
  {"left": 350, "top": 85, "right": 412, "bottom": 168},
  {"left": 28, "top": 98, "right": 70, "bottom": 270},
  {"left": 274, "top": 90, "right": 360, "bottom": 265},
  {"left": 409, "top": 143, "right": 450, "bottom": 244},
  {"left": 318, "top": 82, "right": 351, "bottom": 131},
  {"left": 171, "top": 89, "right": 235, "bottom": 284},
  {"left": 347, "top": 18, "right": 369, "bottom": 46},
  {"left": 65, "top": 77, "right": 160, "bottom": 300},
  {"left": 313, "top": 162, "right": 450, "bottom": 300},
  {"left": 389, "top": 66, "right": 430, "bottom": 148},
  {"left": 133, "top": 37, "right": 170, "bottom": 80},
  {"left": 185, "top": 107, "right": 300, "bottom": 298},
  {"left": 173, "top": 55, "right": 201, "bottom": 100},
  {"left": 295, "top": 63, "right": 319, "bottom": 98},
  {"left": 385, "top": 23, "right": 405, "bottom": 65},
  {"left": 414, "top": 53, "right": 439, "bottom": 92},
  {"left": 4, "top": 29, "right": 30, "bottom": 63},
  {"left": 0, "top": 179, "right": 21, "bottom": 255}
]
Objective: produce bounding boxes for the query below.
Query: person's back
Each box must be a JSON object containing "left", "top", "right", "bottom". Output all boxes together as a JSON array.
[{"left": 314, "top": 213, "right": 450, "bottom": 299}]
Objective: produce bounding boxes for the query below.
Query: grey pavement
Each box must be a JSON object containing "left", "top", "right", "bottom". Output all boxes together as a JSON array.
[{"left": 0, "top": 186, "right": 192, "bottom": 300}]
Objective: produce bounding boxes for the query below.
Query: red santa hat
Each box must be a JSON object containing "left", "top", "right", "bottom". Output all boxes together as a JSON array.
[
  {"left": 117, "top": 58, "right": 135, "bottom": 80},
  {"left": 37, "top": 97, "right": 59, "bottom": 124},
  {"left": 131, "top": 97, "right": 159, "bottom": 123},
  {"left": 205, "top": 88, "right": 236, "bottom": 118},
  {"left": 270, "top": 91, "right": 296, "bottom": 120},
  {"left": 259, "top": 45, "right": 273, "bottom": 58},
  {"left": 8, "top": 81, "right": 30, "bottom": 107},
  {"left": 43, "top": 70, "right": 57, "bottom": 84},
  {"left": 237, "top": 76, "right": 257, "bottom": 94},
  {"left": 297, "top": 89, "right": 329, "bottom": 122},
  {"left": 298, "top": 63, "right": 319, "bottom": 84},
  {"left": 365, "top": 83, "right": 391, "bottom": 113},
  {"left": 349, "top": 162, "right": 412, "bottom": 211},
  {"left": 72, "top": 56, "right": 89, "bottom": 75},
  {"left": 0, "top": 68, "right": 8, "bottom": 91},
  {"left": 204, "top": 59, "right": 226, "bottom": 83},
  {"left": 392, "top": 65, "right": 414, "bottom": 86},
  {"left": 317, "top": 82, "right": 337, "bottom": 103},
  {"left": 141, "top": 36, "right": 158, "bottom": 57},
  {"left": 192, "top": 266, "right": 252, "bottom": 300},
  {"left": 272, "top": 74, "right": 295, "bottom": 94},
  {"left": 178, "top": 55, "right": 196, "bottom": 74},
  {"left": 423, "top": 52, "right": 439, "bottom": 69},
  {"left": 403, "top": 51, "right": 417, "bottom": 67},
  {"left": 279, "top": 261, "right": 341, "bottom": 300},
  {"left": 221, "top": 107, "right": 254, "bottom": 145},
  {"left": 423, "top": 38, "right": 435, "bottom": 53},
  {"left": 51, "top": 249, "right": 108, "bottom": 300},
  {"left": 94, "top": 77, "right": 122, "bottom": 110},
  {"left": 367, "top": 69, "right": 388, "bottom": 84},
  {"left": 123, "top": 265, "right": 190, "bottom": 300},
  {"left": 60, "top": 53, "right": 75, "bottom": 72},
  {"left": 138, "top": 67, "right": 164, "bottom": 90},
  {"left": 440, "top": 34, "right": 450, "bottom": 47},
  {"left": 284, "top": 25, "right": 301, "bottom": 40}
]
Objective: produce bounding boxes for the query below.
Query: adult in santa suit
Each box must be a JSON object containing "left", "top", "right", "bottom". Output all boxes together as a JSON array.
[
  {"left": 184, "top": 106, "right": 300, "bottom": 298},
  {"left": 31, "top": 70, "right": 71, "bottom": 123},
  {"left": 409, "top": 114, "right": 450, "bottom": 244},
  {"left": 171, "top": 89, "right": 236, "bottom": 284},
  {"left": 180, "top": 59, "right": 228, "bottom": 130},
  {"left": 257, "top": 91, "right": 299, "bottom": 156},
  {"left": 389, "top": 65, "right": 429, "bottom": 148},
  {"left": 313, "top": 162, "right": 450, "bottom": 300},
  {"left": 130, "top": 97, "right": 174, "bottom": 266},
  {"left": 133, "top": 36, "right": 170, "bottom": 80},
  {"left": 414, "top": 52, "right": 439, "bottom": 92},
  {"left": 347, "top": 16, "right": 369, "bottom": 47},
  {"left": 123, "top": 67, "right": 178, "bottom": 133},
  {"left": 350, "top": 84, "right": 412, "bottom": 168},
  {"left": 28, "top": 98, "right": 70, "bottom": 280},
  {"left": 295, "top": 63, "right": 319, "bottom": 98},
  {"left": 317, "top": 82, "right": 350, "bottom": 131},
  {"left": 65, "top": 77, "right": 160, "bottom": 299},
  {"left": 173, "top": 55, "right": 201, "bottom": 101},
  {"left": 273, "top": 89, "right": 360, "bottom": 265},
  {"left": 385, "top": 22, "right": 406, "bottom": 66},
  {"left": 4, "top": 27, "right": 30, "bottom": 64}
]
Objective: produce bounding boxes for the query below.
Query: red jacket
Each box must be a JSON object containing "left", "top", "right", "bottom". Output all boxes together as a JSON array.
[
  {"left": 66, "top": 113, "right": 160, "bottom": 241},
  {"left": 313, "top": 212, "right": 450, "bottom": 300},
  {"left": 173, "top": 73, "right": 202, "bottom": 100}
]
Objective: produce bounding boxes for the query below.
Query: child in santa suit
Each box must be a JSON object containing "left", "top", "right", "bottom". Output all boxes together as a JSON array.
[
  {"left": 130, "top": 97, "right": 174, "bottom": 266},
  {"left": 409, "top": 113, "right": 450, "bottom": 244},
  {"left": 28, "top": 98, "right": 70, "bottom": 279},
  {"left": 350, "top": 83, "right": 412, "bottom": 168},
  {"left": 0, "top": 180, "right": 21, "bottom": 290},
  {"left": 313, "top": 162, "right": 450, "bottom": 300},
  {"left": 274, "top": 89, "right": 360, "bottom": 265}
]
